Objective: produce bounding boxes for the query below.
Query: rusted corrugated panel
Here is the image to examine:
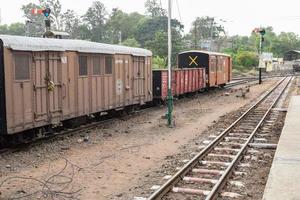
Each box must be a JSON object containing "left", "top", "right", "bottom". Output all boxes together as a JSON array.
[
  {"left": 0, "top": 35, "right": 152, "bottom": 57},
  {"left": 158, "top": 68, "right": 206, "bottom": 100}
]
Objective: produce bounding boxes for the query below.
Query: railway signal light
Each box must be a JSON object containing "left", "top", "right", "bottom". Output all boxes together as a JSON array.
[
  {"left": 31, "top": 8, "right": 43, "bottom": 15},
  {"left": 252, "top": 28, "right": 266, "bottom": 36},
  {"left": 31, "top": 8, "right": 51, "bottom": 17},
  {"left": 42, "top": 8, "right": 51, "bottom": 17},
  {"left": 253, "top": 27, "right": 266, "bottom": 85},
  {"left": 259, "top": 29, "right": 266, "bottom": 36}
]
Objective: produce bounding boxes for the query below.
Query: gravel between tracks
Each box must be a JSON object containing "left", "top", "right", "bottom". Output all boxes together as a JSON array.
[{"left": 0, "top": 78, "right": 281, "bottom": 200}]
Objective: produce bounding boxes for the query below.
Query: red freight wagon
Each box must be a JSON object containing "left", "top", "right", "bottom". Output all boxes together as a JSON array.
[
  {"left": 153, "top": 68, "right": 206, "bottom": 100},
  {"left": 178, "top": 50, "right": 232, "bottom": 87}
]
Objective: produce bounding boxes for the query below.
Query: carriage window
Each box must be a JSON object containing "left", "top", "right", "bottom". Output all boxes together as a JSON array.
[
  {"left": 14, "top": 54, "right": 30, "bottom": 80},
  {"left": 93, "top": 56, "right": 101, "bottom": 75},
  {"left": 105, "top": 56, "right": 113, "bottom": 74},
  {"left": 79, "top": 56, "right": 88, "bottom": 76}
]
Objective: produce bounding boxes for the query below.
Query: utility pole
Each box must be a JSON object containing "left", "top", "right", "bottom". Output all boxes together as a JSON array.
[{"left": 167, "top": 0, "right": 173, "bottom": 127}]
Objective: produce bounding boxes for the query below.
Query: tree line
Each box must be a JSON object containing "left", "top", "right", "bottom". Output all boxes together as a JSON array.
[{"left": 0, "top": 0, "right": 300, "bottom": 69}]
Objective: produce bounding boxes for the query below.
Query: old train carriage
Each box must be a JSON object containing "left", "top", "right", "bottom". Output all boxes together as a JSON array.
[
  {"left": 153, "top": 68, "right": 206, "bottom": 100},
  {"left": 178, "top": 51, "right": 232, "bottom": 87},
  {"left": 0, "top": 35, "right": 152, "bottom": 136}
]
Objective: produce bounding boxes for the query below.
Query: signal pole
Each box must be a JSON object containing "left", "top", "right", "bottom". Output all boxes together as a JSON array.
[
  {"left": 258, "top": 29, "right": 265, "bottom": 85},
  {"left": 167, "top": 0, "right": 173, "bottom": 127},
  {"left": 259, "top": 34, "right": 262, "bottom": 84}
]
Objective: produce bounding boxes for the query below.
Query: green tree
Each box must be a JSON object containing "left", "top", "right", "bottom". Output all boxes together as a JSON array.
[
  {"left": 0, "top": 23, "right": 25, "bottom": 36},
  {"left": 271, "top": 32, "right": 300, "bottom": 57},
  {"left": 106, "top": 9, "right": 144, "bottom": 44},
  {"left": 135, "top": 16, "right": 184, "bottom": 64},
  {"left": 153, "top": 56, "right": 166, "bottom": 69},
  {"left": 0, "top": 25, "right": 9, "bottom": 35},
  {"left": 61, "top": 9, "right": 81, "bottom": 38},
  {"left": 145, "top": 0, "right": 166, "bottom": 17},
  {"left": 77, "top": 25, "right": 92, "bottom": 40},
  {"left": 188, "top": 16, "right": 225, "bottom": 49},
  {"left": 122, "top": 38, "right": 141, "bottom": 47},
  {"left": 145, "top": 30, "right": 183, "bottom": 65},
  {"left": 83, "top": 1, "right": 107, "bottom": 42},
  {"left": 7, "top": 23, "right": 26, "bottom": 36},
  {"left": 134, "top": 16, "right": 183, "bottom": 46},
  {"left": 236, "top": 51, "right": 259, "bottom": 68}
]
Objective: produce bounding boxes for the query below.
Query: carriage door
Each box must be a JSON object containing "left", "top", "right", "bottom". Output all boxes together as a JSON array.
[
  {"left": 133, "top": 57, "right": 145, "bottom": 104},
  {"left": 33, "top": 52, "right": 62, "bottom": 124}
]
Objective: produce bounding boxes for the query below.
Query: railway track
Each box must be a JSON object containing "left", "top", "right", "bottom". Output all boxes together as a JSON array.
[{"left": 146, "top": 76, "right": 292, "bottom": 200}]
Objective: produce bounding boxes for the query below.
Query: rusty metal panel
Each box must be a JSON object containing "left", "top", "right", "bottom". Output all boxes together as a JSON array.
[
  {"left": 77, "top": 77, "right": 89, "bottom": 115},
  {"left": 113, "top": 54, "right": 134, "bottom": 107},
  {"left": 229, "top": 57, "right": 233, "bottom": 81},
  {"left": 124, "top": 56, "right": 132, "bottom": 105},
  {"left": 174, "top": 70, "right": 180, "bottom": 95},
  {"left": 114, "top": 55, "right": 125, "bottom": 107},
  {"left": 4, "top": 49, "right": 15, "bottom": 133},
  {"left": 209, "top": 55, "right": 217, "bottom": 87},
  {"left": 90, "top": 54, "right": 104, "bottom": 112},
  {"left": 223, "top": 56, "right": 229, "bottom": 83},
  {"left": 48, "top": 52, "right": 63, "bottom": 123},
  {"left": 5, "top": 50, "right": 40, "bottom": 133},
  {"left": 216, "top": 56, "right": 223, "bottom": 85},
  {"left": 32, "top": 52, "right": 48, "bottom": 123},
  {"left": 133, "top": 56, "right": 146, "bottom": 104},
  {"left": 179, "top": 70, "right": 184, "bottom": 94},
  {"left": 5, "top": 50, "right": 34, "bottom": 133},
  {"left": 193, "top": 70, "right": 197, "bottom": 91},
  {"left": 157, "top": 68, "right": 206, "bottom": 100},
  {"left": 61, "top": 52, "right": 76, "bottom": 119},
  {"left": 161, "top": 71, "right": 168, "bottom": 99},
  {"left": 76, "top": 53, "right": 91, "bottom": 115},
  {"left": 32, "top": 51, "right": 63, "bottom": 125}
]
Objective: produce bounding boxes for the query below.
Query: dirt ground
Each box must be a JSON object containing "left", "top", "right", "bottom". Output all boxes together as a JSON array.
[{"left": 0, "top": 78, "right": 280, "bottom": 200}]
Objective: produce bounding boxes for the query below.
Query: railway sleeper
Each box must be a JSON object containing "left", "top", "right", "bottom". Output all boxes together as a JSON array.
[{"left": 172, "top": 187, "right": 242, "bottom": 198}]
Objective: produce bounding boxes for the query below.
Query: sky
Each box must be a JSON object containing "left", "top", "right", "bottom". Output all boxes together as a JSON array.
[{"left": 0, "top": 0, "right": 300, "bottom": 36}]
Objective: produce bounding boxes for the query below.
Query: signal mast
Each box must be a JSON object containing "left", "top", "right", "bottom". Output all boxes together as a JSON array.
[
  {"left": 253, "top": 28, "right": 266, "bottom": 85},
  {"left": 31, "top": 8, "right": 51, "bottom": 31}
]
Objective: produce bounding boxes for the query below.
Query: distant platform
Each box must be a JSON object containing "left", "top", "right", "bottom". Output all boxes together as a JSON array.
[{"left": 263, "top": 96, "right": 300, "bottom": 200}]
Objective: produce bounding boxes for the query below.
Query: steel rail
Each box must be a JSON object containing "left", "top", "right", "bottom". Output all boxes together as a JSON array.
[
  {"left": 148, "top": 76, "right": 290, "bottom": 200},
  {"left": 205, "top": 76, "right": 292, "bottom": 200}
]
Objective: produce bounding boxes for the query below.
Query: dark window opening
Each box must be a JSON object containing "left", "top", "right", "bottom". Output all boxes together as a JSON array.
[
  {"left": 15, "top": 54, "right": 30, "bottom": 80},
  {"left": 79, "top": 56, "right": 88, "bottom": 76},
  {"left": 105, "top": 56, "right": 113, "bottom": 74},
  {"left": 93, "top": 56, "right": 101, "bottom": 75}
]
